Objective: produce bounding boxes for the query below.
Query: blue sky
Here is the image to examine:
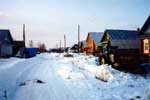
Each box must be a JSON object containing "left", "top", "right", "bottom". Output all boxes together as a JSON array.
[{"left": 0, "top": 0, "right": 149, "bottom": 48}]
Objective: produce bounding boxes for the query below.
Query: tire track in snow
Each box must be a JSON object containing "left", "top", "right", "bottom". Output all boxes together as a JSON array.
[{"left": 13, "top": 57, "right": 75, "bottom": 100}]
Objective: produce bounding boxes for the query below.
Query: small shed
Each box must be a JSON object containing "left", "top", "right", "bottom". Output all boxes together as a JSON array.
[
  {"left": 0, "top": 30, "right": 13, "bottom": 57},
  {"left": 86, "top": 32, "right": 104, "bottom": 56}
]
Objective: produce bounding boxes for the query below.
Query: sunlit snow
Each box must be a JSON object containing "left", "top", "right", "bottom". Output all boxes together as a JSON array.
[{"left": 0, "top": 53, "right": 150, "bottom": 100}]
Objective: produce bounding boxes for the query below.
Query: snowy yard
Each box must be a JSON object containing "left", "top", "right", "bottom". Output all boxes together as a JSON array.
[{"left": 0, "top": 53, "right": 150, "bottom": 100}]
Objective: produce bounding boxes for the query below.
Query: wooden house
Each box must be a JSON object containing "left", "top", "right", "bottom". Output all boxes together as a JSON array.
[
  {"left": 100, "top": 29, "right": 140, "bottom": 65},
  {"left": 139, "top": 16, "right": 150, "bottom": 63},
  {"left": 0, "top": 30, "right": 13, "bottom": 57},
  {"left": 86, "top": 32, "right": 104, "bottom": 56}
]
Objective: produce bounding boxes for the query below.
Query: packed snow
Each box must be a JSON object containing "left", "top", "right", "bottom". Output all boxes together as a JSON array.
[{"left": 0, "top": 53, "right": 150, "bottom": 100}]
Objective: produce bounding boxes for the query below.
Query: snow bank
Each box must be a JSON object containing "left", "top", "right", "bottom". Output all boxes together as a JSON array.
[
  {"left": 71, "top": 54, "right": 150, "bottom": 99},
  {"left": 94, "top": 65, "right": 114, "bottom": 82},
  {"left": 72, "top": 55, "right": 114, "bottom": 82},
  {"left": 57, "top": 66, "right": 85, "bottom": 80}
]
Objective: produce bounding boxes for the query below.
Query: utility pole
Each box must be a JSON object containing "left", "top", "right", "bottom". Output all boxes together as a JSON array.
[
  {"left": 64, "top": 34, "right": 66, "bottom": 53},
  {"left": 56, "top": 43, "right": 58, "bottom": 49},
  {"left": 78, "top": 24, "right": 80, "bottom": 53},
  {"left": 60, "top": 40, "right": 61, "bottom": 50},
  {"left": 23, "top": 24, "right": 26, "bottom": 58},
  {"left": 23, "top": 24, "right": 26, "bottom": 47}
]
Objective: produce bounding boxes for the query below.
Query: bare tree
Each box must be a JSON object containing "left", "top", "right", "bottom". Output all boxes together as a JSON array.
[{"left": 38, "top": 42, "right": 46, "bottom": 53}]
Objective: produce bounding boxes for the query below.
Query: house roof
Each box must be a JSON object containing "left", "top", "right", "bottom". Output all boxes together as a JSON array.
[
  {"left": 105, "top": 29, "right": 139, "bottom": 40},
  {"left": 70, "top": 44, "right": 78, "bottom": 50},
  {"left": 104, "top": 29, "right": 139, "bottom": 49},
  {"left": 88, "top": 32, "right": 104, "bottom": 46},
  {"left": 81, "top": 40, "right": 89, "bottom": 48},
  {"left": 14, "top": 41, "right": 25, "bottom": 47},
  {"left": 0, "top": 30, "right": 13, "bottom": 44},
  {"left": 141, "top": 16, "right": 150, "bottom": 35}
]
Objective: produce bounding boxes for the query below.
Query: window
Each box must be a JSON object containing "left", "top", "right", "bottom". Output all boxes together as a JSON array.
[
  {"left": 145, "top": 43, "right": 149, "bottom": 50},
  {"left": 143, "top": 39, "right": 150, "bottom": 54}
]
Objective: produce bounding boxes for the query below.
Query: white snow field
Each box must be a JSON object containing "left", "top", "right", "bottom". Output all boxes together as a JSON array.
[{"left": 0, "top": 53, "right": 150, "bottom": 100}]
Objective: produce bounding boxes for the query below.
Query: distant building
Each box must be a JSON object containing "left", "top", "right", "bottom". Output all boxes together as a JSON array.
[
  {"left": 70, "top": 44, "right": 79, "bottom": 53},
  {"left": 0, "top": 30, "right": 13, "bottom": 57},
  {"left": 86, "top": 32, "right": 104, "bottom": 56}
]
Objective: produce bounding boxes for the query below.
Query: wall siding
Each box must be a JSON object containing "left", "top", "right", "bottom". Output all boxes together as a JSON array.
[{"left": 1, "top": 45, "right": 13, "bottom": 57}]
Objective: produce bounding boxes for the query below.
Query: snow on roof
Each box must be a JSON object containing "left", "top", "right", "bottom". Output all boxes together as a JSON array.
[{"left": 88, "top": 32, "right": 104, "bottom": 46}]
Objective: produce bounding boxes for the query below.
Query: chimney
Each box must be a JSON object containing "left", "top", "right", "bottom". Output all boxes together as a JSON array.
[
  {"left": 23, "top": 24, "right": 26, "bottom": 47},
  {"left": 137, "top": 28, "right": 141, "bottom": 35}
]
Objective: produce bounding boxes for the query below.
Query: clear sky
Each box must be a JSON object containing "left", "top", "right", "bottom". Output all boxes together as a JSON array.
[{"left": 0, "top": 0, "right": 149, "bottom": 48}]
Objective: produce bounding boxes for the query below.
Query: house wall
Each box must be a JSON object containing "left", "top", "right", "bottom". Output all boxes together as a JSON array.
[
  {"left": 81, "top": 45, "right": 84, "bottom": 53},
  {"left": 93, "top": 43, "right": 102, "bottom": 56},
  {"left": 86, "top": 35, "right": 97, "bottom": 54},
  {"left": 101, "top": 33, "right": 111, "bottom": 54},
  {"left": 110, "top": 45, "right": 141, "bottom": 64},
  {"left": 81, "top": 44, "right": 89, "bottom": 54},
  {"left": 81, "top": 44, "right": 85, "bottom": 53},
  {"left": 0, "top": 45, "right": 13, "bottom": 57},
  {"left": 86, "top": 35, "right": 93, "bottom": 53},
  {"left": 110, "top": 38, "right": 150, "bottom": 64},
  {"left": 139, "top": 38, "right": 150, "bottom": 63},
  {"left": 100, "top": 32, "right": 145, "bottom": 64},
  {"left": 0, "top": 45, "right": 1, "bottom": 57}
]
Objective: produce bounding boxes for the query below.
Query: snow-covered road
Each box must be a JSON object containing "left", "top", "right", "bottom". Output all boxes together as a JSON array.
[{"left": 0, "top": 53, "right": 150, "bottom": 100}]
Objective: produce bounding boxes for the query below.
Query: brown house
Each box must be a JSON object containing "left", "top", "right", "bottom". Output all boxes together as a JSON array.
[
  {"left": 85, "top": 32, "right": 104, "bottom": 56},
  {"left": 139, "top": 16, "right": 150, "bottom": 63}
]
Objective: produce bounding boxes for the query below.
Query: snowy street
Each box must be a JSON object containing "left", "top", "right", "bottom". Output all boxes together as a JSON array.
[{"left": 0, "top": 53, "right": 150, "bottom": 100}]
